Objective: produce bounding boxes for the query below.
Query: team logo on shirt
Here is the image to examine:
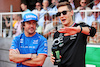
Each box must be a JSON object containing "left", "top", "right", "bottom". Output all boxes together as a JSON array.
[
  {"left": 33, "top": 40, "right": 38, "bottom": 44},
  {"left": 44, "top": 43, "right": 47, "bottom": 47},
  {"left": 20, "top": 39, "right": 23, "bottom": 43},
  {"left": 70, "top": 34, "right": 77, "bottom": 40}
]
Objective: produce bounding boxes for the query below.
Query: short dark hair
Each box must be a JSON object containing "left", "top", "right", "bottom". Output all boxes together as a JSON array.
[
  {"left": 21, "top": 3, "right": 27, "bottom": 5},
  {"left": 57, "top": 1, "right": 72, "bottom": 10},
  {"left": 52, "top": 14, "right": 57, "bottom": 19}
]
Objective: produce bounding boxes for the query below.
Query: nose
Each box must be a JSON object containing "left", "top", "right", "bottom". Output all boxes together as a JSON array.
[
  {"left": 30, "top": 23, "right": 35, "bottom": 27},
  {"left": 60, "top": 13, "right": 64, "bottom": 17}
]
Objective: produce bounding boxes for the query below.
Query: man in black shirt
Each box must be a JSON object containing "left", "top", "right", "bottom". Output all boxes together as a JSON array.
[{"left": 50, "top": 2, "right": 96, "bottom": 67}]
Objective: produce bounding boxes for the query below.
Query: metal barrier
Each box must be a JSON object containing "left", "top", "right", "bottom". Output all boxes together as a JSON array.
[{"left": 0, "top": 10, "right": 100, "bottom": 43}]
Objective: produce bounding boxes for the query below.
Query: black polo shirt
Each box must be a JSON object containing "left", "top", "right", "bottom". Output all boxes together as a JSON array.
[{"left": 53, "top": 23, "right": 96, "bottom": 67}]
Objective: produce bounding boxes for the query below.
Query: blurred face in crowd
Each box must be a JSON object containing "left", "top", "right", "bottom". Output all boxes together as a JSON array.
[
  {"left": 35, "top": 2, "right": 41, "bottom": 10},
  {"left": 13, "top": 14, "right": 18, "bottom": 20},
  {"left": 52, "top": 0, "right": 55, "bottom": 4},
  {"left": 43, "top": 1, "right": 49, "bottom": 8},
  {"left": 51, "top": 0, "right": 58, "bottom": 6},
  {"left": 80, "top": 0, "right": 87, "bottom": 7},
  {"left": 94, "top": 0, "right": 100, "bottom": 5},
  {"left": 93, "top": 7, "right": 99, "bottom": 19},
  {"left": 21, "top": 3, "right": 27, "bottom": 11},
  {"left": 80, "top": 6, "right": 85, "bottom": 16},
  {"left": 68, "top": 0, "right": 74, "bottom": 3},
  {"left": 53, "top": 17, "right": 59, "bottom": 26},
  {"left": 93, "top": 12, "right": 99, "bottom": 19},
  {"left": 24, "top": 20, "right": 36, "bottom": 36},
  {"left": 92, "top": 21, "right": 98, "bottom": 29},
  {"left": 58, "top": 5, "right": 73, "bottom": 27}
]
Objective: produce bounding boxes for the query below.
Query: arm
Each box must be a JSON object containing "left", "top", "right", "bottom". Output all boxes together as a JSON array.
[
  {"left": 9, "top": 49, "right": 36, "bottom": 63},
  {"left": 58, "top": 26, "right": 96, "bottom": 36},
  {"left": 22, "top": 54, "right": 47, "bottom": 66},
  {"left": 22, "top": 38, "right": 48, "bottom": 66},
  {"left": 3, "top": 16, "right": 11, "bottom": 27}
]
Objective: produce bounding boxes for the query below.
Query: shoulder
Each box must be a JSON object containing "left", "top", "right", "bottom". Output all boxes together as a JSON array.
[
  {"left": 13, "top": 33, "right": 24, "bottom": 40},
  {"left": 35, "top": 33, "right": 47, "bottom": 41},
  {"left": 54, "top": 31, "right": 60, "bottom": 39},
  {"left": 76, "top": 7, "right": 80, "bottom": 10},
  {"left": 86, "top": 7, "right": 91, "bottom": 10},
  {"left": 75, "top": 22, "right": 90, "bottom": 27}
]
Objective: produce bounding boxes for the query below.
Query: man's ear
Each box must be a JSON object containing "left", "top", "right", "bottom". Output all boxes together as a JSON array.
[{"left": 71, "top": 10, "right": 74, "bottom": 16}]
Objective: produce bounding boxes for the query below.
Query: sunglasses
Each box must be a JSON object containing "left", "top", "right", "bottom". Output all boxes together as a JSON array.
[
  {"left": 36, "top": 5, "right": 40, "bottom": 6},
  {"left": 57, "top": 10, "right": 70, "bottom": 16},
  {"left": 93, "top": 12, "right": 98, "bottom": 13},
  {"left": 82, "top": 2, "right": 86, "bottom": 4}
]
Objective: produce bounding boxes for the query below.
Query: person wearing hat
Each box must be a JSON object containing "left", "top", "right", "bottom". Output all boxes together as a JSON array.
[{"left": 9, "top": 13, "right": 48, "bottom": 67}]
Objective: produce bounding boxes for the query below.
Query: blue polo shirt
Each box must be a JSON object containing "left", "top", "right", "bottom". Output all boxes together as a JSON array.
[{"left": 10, "top": 33, "right": 48, "bottom": 67}]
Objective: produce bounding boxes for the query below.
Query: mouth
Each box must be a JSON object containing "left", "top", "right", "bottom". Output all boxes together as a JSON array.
[
  {"left": 62, "top": 19, "right": 66, "bottom": 23},
  {"left": 29, "top": 28, "right": 34, "bottom": 31}
]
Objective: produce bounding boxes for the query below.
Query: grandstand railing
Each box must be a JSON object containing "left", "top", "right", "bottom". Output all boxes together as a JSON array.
[{"left": 0, "top": 10, "right": 100, "bottom": 43}]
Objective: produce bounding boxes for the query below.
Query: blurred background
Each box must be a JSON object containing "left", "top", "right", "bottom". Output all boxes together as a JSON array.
[{"left": 0, "top": 0, "right": 100, "bottom": 67}]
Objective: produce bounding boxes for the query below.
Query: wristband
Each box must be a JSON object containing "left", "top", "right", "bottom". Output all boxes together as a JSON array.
[{"left": 80, "top": 26, "right": 82, "bottom": 33}]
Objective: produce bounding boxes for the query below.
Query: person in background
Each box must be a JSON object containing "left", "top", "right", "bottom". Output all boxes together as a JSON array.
[
  {"left": 75, "top": 6, "right": 90, "bottom": 24},
  {"left": 2, "top": 15, "right": 10, "bottom": 38},
  {"left": 51, "top": 0, "right": 59, "bottom": 15},
  {"left": 50, "top": 2, "right": 96, "bottom": 67},
  {"left": 13, "top": 14, "right": 23, "bottom": 37},
  {"left": 38, "top": 0, "right": 52, "bottom": 27},
  {"left": 42, "top": 13, "right": 52, "bottom": 39},
  {"left": 76, "top": 0, "right": 91, "bottom": 16},
  {"left": 88, "top": 21, "right": 100, "bottom": 43},
  {"left": 32, "top": 1, "right": 42, "bottom": 18},
  {"left": 87, "top": 6, "right": 100, "bottom": 26},
  {"left": 52, "top": 14, "right": 62, "bottom": 31},
  {"left": 12, "top": 14, "right": 18, "bottom": 28},
  {"left": 92, "top": 0, "right": 100, "bottom": 9},
  {"left": 21, "top": 3, "right": 31, "bottom": 18},
  {"left": 68, "top": 0, "right": 75, "bottom": 10},
  {"left": 9, "top": 13, "right": 48, "bottom": 67}
]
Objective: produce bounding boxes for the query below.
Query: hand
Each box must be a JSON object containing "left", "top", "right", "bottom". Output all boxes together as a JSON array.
[
  {"left": 31, "top": 54, "right": 37, "bottom": 59},
  {"left": 3, "top": 16, "right": 7, "bottom": 20},
  {"left": 58, "top": 26, "right": 81, "bottom": 36},
  {"left": 50, "top": 53, "right": 55, "bottom": 64},
  {"left": 11, "top": 48, "right": 20, "bottom": 54}
]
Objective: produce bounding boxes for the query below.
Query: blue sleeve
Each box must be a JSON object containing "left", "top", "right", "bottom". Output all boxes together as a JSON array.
[
  {"left": 37, "top": 37, "right": 48, "bottom": 55},
  {"left": 10, "top": 37, "right": 19, "bottom": 50}
]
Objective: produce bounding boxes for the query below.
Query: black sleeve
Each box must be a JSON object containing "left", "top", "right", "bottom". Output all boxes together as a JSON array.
[
  {"left": 89, "top": 26, "right": 96, "bottom": 37},
  {"left": 75, "top": 22, "right": 96, "bottom": 37}
]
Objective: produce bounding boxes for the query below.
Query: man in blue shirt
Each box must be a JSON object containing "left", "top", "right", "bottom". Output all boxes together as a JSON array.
[{"left": 9, "top": 13, "right": 48, "bottom": 67}]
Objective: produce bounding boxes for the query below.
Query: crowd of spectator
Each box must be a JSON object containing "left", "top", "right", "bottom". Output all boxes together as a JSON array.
[{"left": 1, "top": 0, "right": 100, "bottom": 43}]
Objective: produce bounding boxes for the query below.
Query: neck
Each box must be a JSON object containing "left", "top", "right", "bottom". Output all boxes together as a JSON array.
[
  {"left": 43, "top": 7, "right": 47, "bottom": 10},
  {"left": 64, "top": 20, "right": 74, "bottom": 27},
  {"left": 24, "top": 8, "right": 28, "bottom": 11}
]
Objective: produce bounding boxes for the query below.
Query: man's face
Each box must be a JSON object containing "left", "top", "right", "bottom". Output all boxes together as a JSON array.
[
  {"left": 58, "top": 6, "right": 73, "bottom": 27},
  {"left": 36, "top": 2, "right": 41, "bottom": 9},
  {"left": 43, "top": 1, "right": 49, "bottom": 8},
  {"left": 24, "top": 20, "right": 36, "bottom": 35},
  {"left": 51, "top": 0, "right": 55, "bottom": 4},
  {"left": 21, "top": 4, "right": 27, "bottom": 11},
  {"left": 92, "top": 22, "right": 97, "bottom": 29},
  {"left": 80, "top": 7, "right": 85, "bottom": 16},
  {"left": 80, "top": 0, "right": 86, "bottom": 7},
  {"left": 93, "top": 12, "right": 99, "bottom": 19}
]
